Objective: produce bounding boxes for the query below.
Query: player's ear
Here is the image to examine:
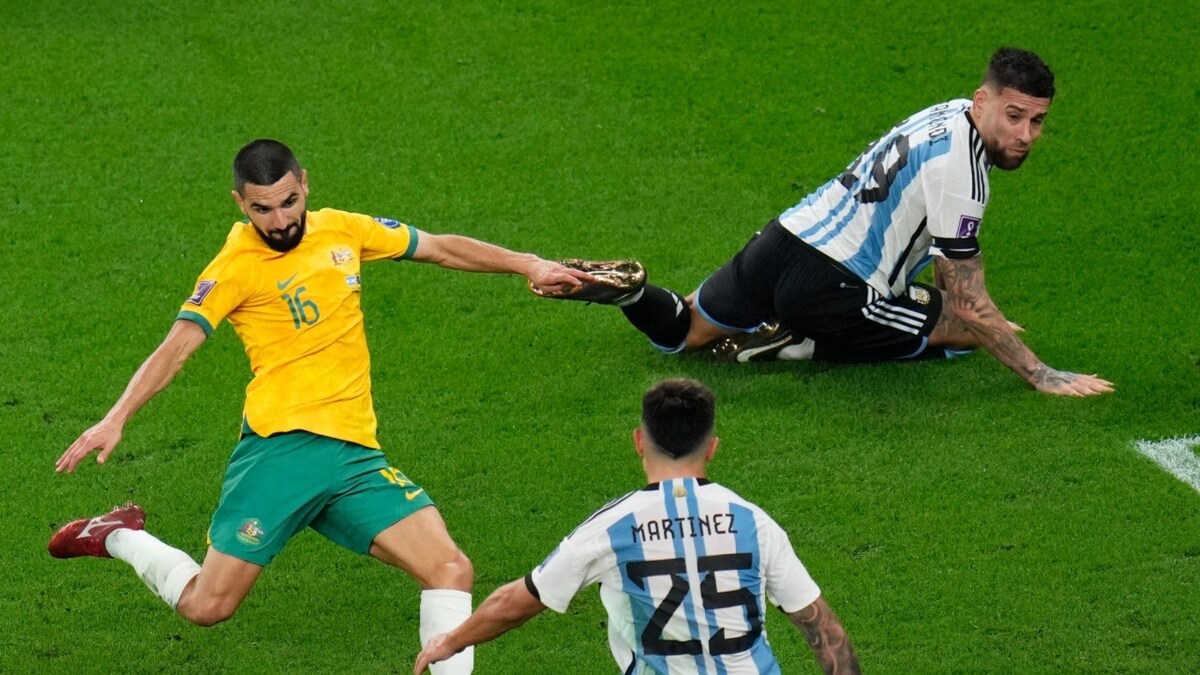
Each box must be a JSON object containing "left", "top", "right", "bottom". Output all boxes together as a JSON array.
[
  {"left": 231, "top": 190, "right": 248, "bottom": 216},
  {"left": 633, "top": 427, "right": 646, "bottom": 458},
  {"left": 300, "top": 169, "right": 309, "bottom": 196},
  {"left": 704, "top": 436, "right": 719, "bottom": 462},
  {"left": 972, "top": 86, "right": 990, "bottom": 114}
]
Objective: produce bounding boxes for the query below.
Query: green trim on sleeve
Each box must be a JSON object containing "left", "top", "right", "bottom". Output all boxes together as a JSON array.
[
  {"left": 398, "top": 225, "right": 419, "bottom": 260},
  {"left": 177, "top": 310, "right": 215, "bottom": 337}
]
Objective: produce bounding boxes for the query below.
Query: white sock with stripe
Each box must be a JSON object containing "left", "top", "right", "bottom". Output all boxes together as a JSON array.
[
  {"left": 420, "top": 589, "right": 474, "bottom": 674},
  {"left": 105, "top": 529, "right": 201, "bottom": 610}
]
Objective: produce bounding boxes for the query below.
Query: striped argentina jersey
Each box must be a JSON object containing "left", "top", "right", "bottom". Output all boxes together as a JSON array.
[
  {"left": 779, "top": 98, "right": 990, "bottom": 298},
  {"left": 526, "top": 478, "right": 820, "bottom": 674}
]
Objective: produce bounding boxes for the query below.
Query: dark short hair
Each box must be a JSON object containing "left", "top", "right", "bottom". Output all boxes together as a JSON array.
[
  {"left": 982, "top": 47, "right": 1055, "bottom": 99},
  {"left": 641, "top": 379, "right": 716, "bottom": 459},
  {"left": 233, "top": 139, "right": 302, "bottom": 193}
]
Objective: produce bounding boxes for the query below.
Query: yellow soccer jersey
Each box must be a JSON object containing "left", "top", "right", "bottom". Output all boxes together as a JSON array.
[{"left": 177, "top": 208, "right": 418, "bottom": 449}]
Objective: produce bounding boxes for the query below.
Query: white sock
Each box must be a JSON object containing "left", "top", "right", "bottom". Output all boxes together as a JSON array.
[
  {"left": 106, "top": 529, "right": 201, "bottom": 609},
  {"left": 420, "top": 589, "right": 474, "bottom": 674},
  {"left": 777, "top": 337, "right": 816, "bottom": 361}
]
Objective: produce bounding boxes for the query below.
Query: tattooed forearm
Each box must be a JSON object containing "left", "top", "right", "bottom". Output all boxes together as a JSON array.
[
  {"left": 1031, "top": 365, "right": 1080, "bottom": 388},
  {"left": 789, "top": 596, "right": 861, "bottom": 675},
  {"left": 934, "top": 256, "right": 1042, "bottom": 382}
]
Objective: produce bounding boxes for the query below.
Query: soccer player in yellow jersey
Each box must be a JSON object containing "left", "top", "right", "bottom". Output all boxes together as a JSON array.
[{"left": 49, "top": 139, "right": 592, "bottom": 674}]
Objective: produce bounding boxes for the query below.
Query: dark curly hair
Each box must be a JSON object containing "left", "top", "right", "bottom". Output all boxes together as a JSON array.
[{"left": 983, "top": 47, "right": 1055, "bottom": 99}]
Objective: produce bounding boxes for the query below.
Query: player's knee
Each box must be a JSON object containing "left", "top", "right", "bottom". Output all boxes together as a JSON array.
[
  {"left": 443, "top": 548, "right": 474, "bottom": 590},
  {"left": 421, "top": 548, "right": 473, "bottom": 591},
  {"left": 177, "top": 592, "right": 240, "bottom": 627}
]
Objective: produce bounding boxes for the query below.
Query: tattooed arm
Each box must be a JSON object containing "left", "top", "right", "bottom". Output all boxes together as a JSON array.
[
  {"left": 788, "top": 595, "right": 861, "bottom": 675},
  {"left": 933, "top": 255, "right": 1113, "bottom": 396}
]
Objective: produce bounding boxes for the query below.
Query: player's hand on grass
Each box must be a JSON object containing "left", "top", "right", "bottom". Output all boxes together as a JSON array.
[
  {"left": 413, "top": 633, "right": 457, "bottom": 674},
  {"left": 1030, "top": 366, "right": 1114, "bottom": 397},
  {"left": 524, "top": 259, "right": 596, "bottom": 295},
  {"left": 56, "top": 419, "right": 123, "bottom": 473},
  {"left": 1008, "top": 320, "right": 1024, "bottom": 333}
]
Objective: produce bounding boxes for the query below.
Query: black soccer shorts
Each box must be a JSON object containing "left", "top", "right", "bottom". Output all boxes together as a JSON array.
[{"left": 693, "top": 220, "right": 943, "bottom": 362}]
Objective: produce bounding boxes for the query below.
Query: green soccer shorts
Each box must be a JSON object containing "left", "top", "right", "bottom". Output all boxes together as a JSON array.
[{"left": 208, "top": 431, "right": 435, "bottom": 566}]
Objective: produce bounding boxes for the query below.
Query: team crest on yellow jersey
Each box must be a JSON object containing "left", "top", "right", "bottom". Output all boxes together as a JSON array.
[{"left": 331, "top": 248, "right": 355, "bottom": 266}]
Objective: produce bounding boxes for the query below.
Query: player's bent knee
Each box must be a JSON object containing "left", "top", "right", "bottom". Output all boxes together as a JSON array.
[
  {"left": 422, "top": 548, "right": 473, "bottom": 591},
  {"left": 176, "top": 592, "right": 241, "bottom": 627}
]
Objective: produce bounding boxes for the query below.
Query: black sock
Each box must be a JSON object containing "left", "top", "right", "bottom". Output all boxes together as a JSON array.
[{"left": 620, "top": 285, "right": 690, "bottom": 352}]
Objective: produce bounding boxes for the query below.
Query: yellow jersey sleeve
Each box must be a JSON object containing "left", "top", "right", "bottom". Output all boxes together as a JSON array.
[
  {"left": 344, "top": 212, "right": 419, "bottom": 262},
  {"left": 176, "top": 227, "right": 254, "bottom": 336}
]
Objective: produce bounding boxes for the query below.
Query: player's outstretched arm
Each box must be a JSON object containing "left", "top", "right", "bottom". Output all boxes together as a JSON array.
[
  {"left": 413, "top": 578, "right": 546, "bottom": 674},
  {"left": 55, "top": 319, "right": 207, "bottom": 474},
  {"left": 788, "top": 595, "right": 861, "bottom": 675},
  {"left": 409, "top": 231, "right": 595, "bottom": 295},
  {"left": 933, "top": 256, "right": 1113, "bottom": 396}
]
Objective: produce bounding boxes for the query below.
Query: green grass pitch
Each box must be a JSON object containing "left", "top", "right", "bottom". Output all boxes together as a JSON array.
[{"left": 2, "top": 2, "right": 1198, "bottom": 672}]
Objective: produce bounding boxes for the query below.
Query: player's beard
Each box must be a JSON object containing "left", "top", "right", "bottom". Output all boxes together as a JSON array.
[
  {"left": 985, "top": 141, "right": 1029, "bottom": 171},
  {"left": 256, "top": 211, "right": 307, "bottom": 252}
]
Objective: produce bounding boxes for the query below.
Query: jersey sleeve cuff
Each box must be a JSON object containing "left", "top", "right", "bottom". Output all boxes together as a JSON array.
[
  {"left": 525, "top": 572, "right": 572, "bottom": 614},
  {"left": 177, "top": 310, "right": 215, "bottom": 337},
  {"left": 776, "top": 586, "right": 822, "bottom": 615},
  {"left": 397, "top": 225, "right": 419, "bottom": 260},
  {"left": 524, "top": 573, "right": 541, "bottom": 601},
  {"left": 930, "top": 236, "right": 980, "bottom": 260}
]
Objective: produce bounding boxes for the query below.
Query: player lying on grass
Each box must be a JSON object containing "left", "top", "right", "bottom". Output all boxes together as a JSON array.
[
  {"left": 534, "top": 48, "right": 1113, "bottom": 398},
  {"left": 416, "top": 379, "right": 860, "bottom": 675},
  {"left": 50, "top": 139, "right": 593, "bottom": 674}
]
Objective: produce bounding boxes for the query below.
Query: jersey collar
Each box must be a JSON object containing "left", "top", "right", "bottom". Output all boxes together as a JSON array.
[{"left": 642, "top": 478, "right": 712, "bottom": 491}]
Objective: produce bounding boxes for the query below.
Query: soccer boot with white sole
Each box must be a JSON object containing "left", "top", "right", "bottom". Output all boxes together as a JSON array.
[
  {"left": 530, "top": 259, "right": 647, "bottom": 305},
  {"left": 48, "top": 502, "right": 146, "bottom": 559},
  {"left": 711, "top": 321, "right": 803, "bottom": 363}
]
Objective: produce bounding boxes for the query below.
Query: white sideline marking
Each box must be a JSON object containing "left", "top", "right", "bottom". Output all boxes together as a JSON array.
[{"left": 1135, "top": 436, "right": 1200, "bottom": 493}]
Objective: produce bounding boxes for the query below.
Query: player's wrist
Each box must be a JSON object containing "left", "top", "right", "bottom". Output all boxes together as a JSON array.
[
  {"left": 102, "top": 408, "right": 131, "bottom": 428},
  {"left": 439, "top": 631, "right": 467, "bottom": 659},
  {"left": 514, "top": 254, "right": 544, "bottom": 279},
  {"left": 1026, "top": 362, "right": 1051, "bottom": 387}
]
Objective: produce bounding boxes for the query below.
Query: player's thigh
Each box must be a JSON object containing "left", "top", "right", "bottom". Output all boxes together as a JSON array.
[
  {"left": 208, "top": 432, "right": 334, "bottom": 567},
  {"left": 811, "top": 283, "right": 943, "bottom": 362},
  {"left": 691, "top": 224, "right": 790, "bottom": 340},
  {"left": 367, "top": 506, "right": 471, "bottom": 589},
  {"left": 306, "top": 448, "right": 445, "bottom": 566}
]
